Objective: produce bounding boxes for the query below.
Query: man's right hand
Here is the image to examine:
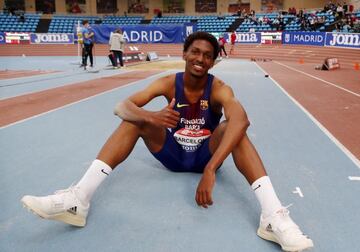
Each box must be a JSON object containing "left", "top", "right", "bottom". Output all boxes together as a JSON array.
[{"left": 148, "top": 98, "right": 180, "bottom": 128}]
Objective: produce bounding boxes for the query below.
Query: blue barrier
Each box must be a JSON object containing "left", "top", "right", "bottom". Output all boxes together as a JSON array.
[
  {"left": 282, "top": 32, "right": 325, "bottom": 46},
  {"left": 90, "top": 24, "right": 187, "bottom": 44},
  {"left": 325, "top": 32, "right": 360, "bottom": 49},
  {"left": 282, "top": 31, "right": 359, "bottom": 49}
]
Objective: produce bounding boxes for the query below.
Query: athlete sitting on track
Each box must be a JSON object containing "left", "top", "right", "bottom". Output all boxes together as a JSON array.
[{"left": 21, "top": 31, "right": 313, "bottom": 252}]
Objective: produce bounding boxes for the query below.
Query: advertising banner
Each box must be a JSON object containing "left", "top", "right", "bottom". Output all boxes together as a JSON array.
[
  {"left": 5, "top": 32, "right": 30, "bottom": 44},
  {"left": 225, "top": 32, "right": 261, "bottom": 44},
  {"left": 90, "top": 24, "right": 185, "bottom": 44},
  {"left": 30, "top": 33, "right": 74, "bottom": 44},
  {"left": 325, "top": 32, "right": 360, "bottom": 49},
  {"left": 282, "top": 32, "right": 325, "bottom": 46}
]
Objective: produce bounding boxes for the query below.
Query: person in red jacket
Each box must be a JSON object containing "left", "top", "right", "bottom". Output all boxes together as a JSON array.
[
  {"left": 229, "top": 31, "right": 236, "bottom": 55},
  {"left": 218, "top": 35, "right": 228, "bottom": 59}
]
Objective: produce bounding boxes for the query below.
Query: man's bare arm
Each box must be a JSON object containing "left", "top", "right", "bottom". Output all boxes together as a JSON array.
[
  {"left": 205, "top": 84, "right": 250, "bottom": 172},
  {"left": 195, "top": 82, "right": 249, "bottom": 208},
  {"left": 114, "top": 75, "right": 180, "bottom": 128}
]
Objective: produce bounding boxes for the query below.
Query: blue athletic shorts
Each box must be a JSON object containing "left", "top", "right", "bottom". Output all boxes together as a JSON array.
[{"left": 151, "top": 129, "right": 213, "bottom": 173}]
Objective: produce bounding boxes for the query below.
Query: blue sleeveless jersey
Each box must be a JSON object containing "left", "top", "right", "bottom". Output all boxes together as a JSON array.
[
  {"left": 152, "top": 72, "right": 222, "bottom": 173},
  {"left": 172, "top": 72, "right": 222, "bottom": 152}
]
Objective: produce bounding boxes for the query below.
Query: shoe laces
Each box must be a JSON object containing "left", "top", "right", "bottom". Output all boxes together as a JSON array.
[
  {"left": 54, "top": 184, "right": 77, "bottom": 195},
  {"left": 276, "top": 204, "right": 293, "bottom": 216},
  {"left": 273, "top": 204, "right": 304, "bottom": 234}
]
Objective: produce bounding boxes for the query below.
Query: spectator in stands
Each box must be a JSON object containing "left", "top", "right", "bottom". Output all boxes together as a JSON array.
[
  {"left": 288, "top": 7, "right": 296, "bottom": 15},
  {"left": 251, "top": 15, "right": 258, "bottom": 25},
  {"left": 218, "top": 35, "right": 228, "bottom": 59},
  {"left": 237, "top": 7, "right": 241, "bottom": 16},
  {"left": 263, "top": 16, "right": 270, "bottom": 24},
  {"left": 19, "top": 13, "right": 25, "bottom": 23},
  {"left": 81, "top": 20, "right": 95, "bottom": 69},
  {"left": 337, "top": 3, "right": 344, "bottom": 18},
  {"left": 229, "top": 31, "right": 236, "bottom": 55},
  {"left": 300, "top": 19, "right": 306, "bottom": 31},
  {"left": 309, "top": 17, "right": 316, "bottom": 31},
  {"left": 9, "top": 6, "right": 16, "bottom": 16},
  {"left": 109, "top": 28, "right": 125, "bottom": 69},
  {"left": 279, "top": 17, "right": 285, "bottom": 31},
  {"left": 343, "top": 1, "right": 348, "bottom": 14},
  {"left": 318, "top": 16, "right": 325, "bottom": 26},
  {"left": 272, "top": 17, "right": 280, "bottom": 30},
  {"left": 241, "top": 9, "right": 247, "bottom": 18},
  {"left": 258, "top": 15, "right": 264, "bottom": 25},
  {"left": 342, "top": 22, "right": 351, "bottom": 32},
  {"left": 70, "top": 1, "right": 82, "bottom": 14},
  {"left": 298, "top": 8, "right": 304, "bottom": 18}
]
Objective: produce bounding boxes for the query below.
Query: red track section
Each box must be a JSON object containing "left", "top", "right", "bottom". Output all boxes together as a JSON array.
[
  {"left": 0, "top": 70, "right": 162, "bottom": 127},
  {"left": 258, "top": 60, "right": 360, "bottom": 160},
  {"left": 1, "top": 44, "right": 359, "bottom": 67}
]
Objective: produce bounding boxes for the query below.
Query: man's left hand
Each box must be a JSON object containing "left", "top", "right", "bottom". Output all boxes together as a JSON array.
[{"left": 195, "top": 169, "right": 216, "bottom": 208}]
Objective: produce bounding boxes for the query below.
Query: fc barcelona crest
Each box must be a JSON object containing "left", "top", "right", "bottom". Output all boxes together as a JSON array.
[{"left": 200, "top": 100, "right": 208, "bottom": 110}]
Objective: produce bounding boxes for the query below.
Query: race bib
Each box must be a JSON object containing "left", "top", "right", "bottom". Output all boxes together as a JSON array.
[{"left": 173, "top": 128, "right": 211, "bottom": 152}]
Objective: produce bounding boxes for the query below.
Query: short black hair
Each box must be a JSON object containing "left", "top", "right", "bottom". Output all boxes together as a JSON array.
[{"left": 183, "top": 31, "right": 219, "bottom": 60}]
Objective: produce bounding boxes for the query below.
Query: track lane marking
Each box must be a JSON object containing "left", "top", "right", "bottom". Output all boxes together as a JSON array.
[
  {"left": 274, "top": 61, "right": 360, "bottom": 98},
  {"left": 255, "top": 63, "right": 360, "bottom": 170}
]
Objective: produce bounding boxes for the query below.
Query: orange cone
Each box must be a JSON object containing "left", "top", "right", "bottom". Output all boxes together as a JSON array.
[
  {"left": 354, "top": 62, "right": 360, "bottom": 70},
  {"left": 298, "top": 58, "right": 304, "bottom": 64}
]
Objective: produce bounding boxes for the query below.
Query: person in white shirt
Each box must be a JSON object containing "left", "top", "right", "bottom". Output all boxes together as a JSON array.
[{"left": 109, "top": 29, "right": 125, "bottom": 68}]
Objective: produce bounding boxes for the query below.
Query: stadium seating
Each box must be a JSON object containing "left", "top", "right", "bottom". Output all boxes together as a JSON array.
[
  {"left": 102, "top": 16, "right": 143, "bottom": 25},
  {"left": 150, "top": 15, "right": 197, "bottom": 24},
  {"left": 48, "top": 15, "right": 101, "bottom": 34},
  {"left": 0, "top": 13, "right": 40, "bottom": 32},
  {"left": 197, "top": 15, "right": 237, "bottom": 33},
  {"left": 0, "top": 8, "right": 358, "bottom": 34}
]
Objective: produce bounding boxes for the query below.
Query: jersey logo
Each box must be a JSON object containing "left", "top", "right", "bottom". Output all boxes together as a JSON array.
[
  {"left": 176, "top": 102, "right": 190, "bottom": 108},
  {"left": 200, "top": 100, "right": 208, "bottom": 110}
]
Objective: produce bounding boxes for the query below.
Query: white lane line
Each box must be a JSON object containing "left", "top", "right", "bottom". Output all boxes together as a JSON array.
[
  {"left": 292, "top": 187, "right": 304, "bottom": 198},
  {"left": 255, "top": 63, "right": 360, "bottom": 170},
  {"left": 0, "top": 70, "right": 170, "bottom": 130},
  {"left": 274, "top": 61, "right": 360, "bottom": 98},
  {"left": 348, "top": 176, "right": 360, "bottom": 181}
]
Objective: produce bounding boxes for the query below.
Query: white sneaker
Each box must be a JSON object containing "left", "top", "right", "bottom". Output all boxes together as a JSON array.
[
  {"left": 21, "top": 186, "right": 89, "bottom": 227},
  {"left": 257, "top": 207, "right": 313, "bottom": 251}
]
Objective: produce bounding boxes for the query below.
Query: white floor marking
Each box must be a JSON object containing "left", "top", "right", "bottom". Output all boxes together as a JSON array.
[
  {"left": 274, "top": 61, "right": 360, "bottom": 97},
  {"left": 292, "top": 187, "right": 304, "bottom": 198},
  {"left": 255, "top": 63, "right": 360, "bottom": 170},
  {"left": 348, "top": 176, "right": 360, "bottom": 181}
]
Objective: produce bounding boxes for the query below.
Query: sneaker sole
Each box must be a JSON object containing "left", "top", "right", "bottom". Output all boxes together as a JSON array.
[
  {"left": 21, "top": 197, "right": 86, "bottom": 227},
  {"left": 257, "top": 227, "right": 313, "bottom": 252}
]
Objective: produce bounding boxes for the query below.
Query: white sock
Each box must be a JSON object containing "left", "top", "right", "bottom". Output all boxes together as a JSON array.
[
  {"left": 76, "top": 159, "right": 112, "bottom": 204},
  {"left": 251, "top": 176, "right": 282, "bottom": 218}
]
